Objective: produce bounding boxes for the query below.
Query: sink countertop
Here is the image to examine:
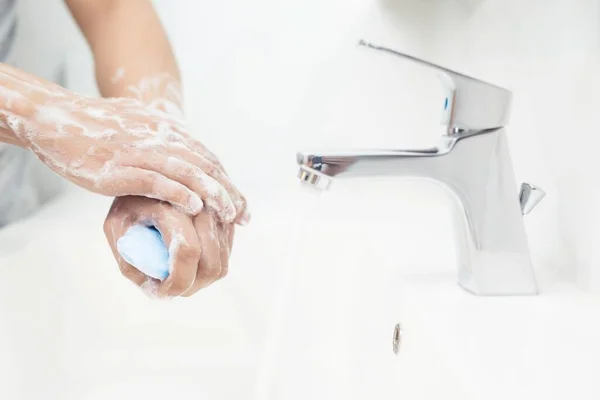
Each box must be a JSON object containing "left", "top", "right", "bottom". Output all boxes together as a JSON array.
[
  {"left": 391, "top": 259, "right": 600, "bottom": 400},
  {"left": 0, "top": 181, "right": 597, "bottom": 399}
]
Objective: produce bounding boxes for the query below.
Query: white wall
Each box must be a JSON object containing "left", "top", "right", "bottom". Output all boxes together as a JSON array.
[{"left": 17, "top": 0, "right": 599, "bottom": 291}]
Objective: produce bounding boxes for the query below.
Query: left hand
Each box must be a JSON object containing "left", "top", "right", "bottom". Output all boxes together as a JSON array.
[{"left": 103, "top": 196, "right": 234, "bottom": 298}]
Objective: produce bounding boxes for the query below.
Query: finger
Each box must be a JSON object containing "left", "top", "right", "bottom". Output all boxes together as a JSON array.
[
  {"left": 171, "top": 148, "right": 250, "bottom": 225},
  {"left": 168, "top": 128, "right": 224, "bottom": 170},
  {"left": 181, "top": 212, "right": 222, "bottom": 297},
  {"left": 153, "top": 208, "right": 202, "bottom": 297},
  {"left": 216, "top": 222, "right": 235, "bottom": 280},
  {"left": 99, "top": 167, "right": 204, "bottom": 215},
  {"left": 118, "top": 254, "right": 152, "bottom": 289},
  {"left": 105, "top": 195, "right": 159, "bottom": 221},
  {"left": 105, "top": 197, "right": 178, "bottom": 299},
  {"left": 226, "top": 222, "right": 235, "bottom": 255},
  {"left": 186, "top": 222, "right": 230, "bottom": 297},
  {"left": 131, "top": 155, "right": 236, "bottom": 222}
]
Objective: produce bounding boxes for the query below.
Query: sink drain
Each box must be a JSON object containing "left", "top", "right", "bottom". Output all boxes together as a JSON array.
[{"left": 392, "top": 323, "right": 402, "bottom": 355}]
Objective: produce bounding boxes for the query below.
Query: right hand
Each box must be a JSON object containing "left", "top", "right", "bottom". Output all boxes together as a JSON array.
[
  {"left": 104, "top": 196, "right": 235, "bottom": 298},
  {"left": 0, "top": 70, "right": 248, "bottom": 222}
]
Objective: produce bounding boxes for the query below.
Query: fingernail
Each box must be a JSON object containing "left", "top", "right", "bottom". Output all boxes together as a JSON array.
[
  {"left": 186, "top": 194, "right": 204, "bottom": 215},
  {"left": 222, "top": 206, "right": 237, "bottom": 223},
  {"left": 239, "top": 210, "right": 251, "bottom": 226}
]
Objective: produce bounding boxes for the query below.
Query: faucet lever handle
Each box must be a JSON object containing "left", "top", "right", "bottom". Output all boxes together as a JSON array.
[
  {"left": 358, "top": 39, "right": 512, "bottom": 134},
  {"left": 519, "top": 182, "right": 546, "bottom": 215}
]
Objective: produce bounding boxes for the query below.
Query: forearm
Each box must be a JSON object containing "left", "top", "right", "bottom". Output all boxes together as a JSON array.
[
  {"left": 66, "top": 0, "right": 182, "bottom": 113},
  {"left": 1, "top": 0, "right": 182, "bottom": 147},
  {"left": 0, "top": 3, "right": 244, "bottom": 219},
  {"left": 0, "top": 63, "right": 70, "bottom": 147}
]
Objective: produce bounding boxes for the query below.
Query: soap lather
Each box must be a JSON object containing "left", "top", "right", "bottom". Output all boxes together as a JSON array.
[{"left": 117, "top": 225, "right": 170, "bottom": 280}]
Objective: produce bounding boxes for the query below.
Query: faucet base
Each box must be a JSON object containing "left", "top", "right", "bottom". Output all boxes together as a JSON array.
[
  {"left": 448, "top": 129, "right": 539, "bottom": 296},
  {"left": 296, "top": 128, "right": 540, "bottom": 296},
  {"left": 458, "top": 281, "right": 539, "bottom": 297}
]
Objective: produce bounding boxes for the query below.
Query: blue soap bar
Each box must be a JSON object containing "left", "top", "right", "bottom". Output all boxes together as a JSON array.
[{"left": 116, "top": 225, "right": 170, "bottom": 280}]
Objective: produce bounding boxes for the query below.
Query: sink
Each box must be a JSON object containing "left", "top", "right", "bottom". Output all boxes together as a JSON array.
[
  {"left": 0, "top": 182, "right": 598, "bottom": 399},
  {"left": 259, "top": 181, "right": 600, "bottom": 399},
  {"left": 0, "top": 188, "right": 276, "bottom": 399},
  {"left": 394, "top": 273, "right": 600, "bottom": 399},
  {"left": 256, "top": 181, "right": 471, "bottom": 399}
]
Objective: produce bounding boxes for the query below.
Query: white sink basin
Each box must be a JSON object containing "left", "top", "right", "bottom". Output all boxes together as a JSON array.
[
  {"left": 0, "top": 181, "right": 597, "bottom": 399},
  {"left": 258, "top": 181, "right": 600, "bottom": 400},
  {"left": 256, "top": 211, "right": 470, "bottom": 399},
  {"left": 255, "top": 182, "right": 468, "bottom": 399},
  {"left": 0, "top": 188, "right": 276, "bottom": 399},
  {"left": 394, "top": 276, "right": 600, "bottom": 400}
]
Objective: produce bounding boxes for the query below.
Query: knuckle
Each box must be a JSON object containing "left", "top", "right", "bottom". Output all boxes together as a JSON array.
[{"left": 204, "top": 162, "right": 219, "bottom": 177}]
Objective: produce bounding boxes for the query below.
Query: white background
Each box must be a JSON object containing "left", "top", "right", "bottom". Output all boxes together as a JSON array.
[
  {"left": 4, "top": 0, "right": 600, "bottom": 398},
  {"left": 16, "top": 0, "right": 600, "bottom": 289}
]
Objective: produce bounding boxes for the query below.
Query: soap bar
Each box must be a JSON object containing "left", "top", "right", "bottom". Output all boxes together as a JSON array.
[{"left": 116, "top": 225, "right": 170, "bottom": 280}]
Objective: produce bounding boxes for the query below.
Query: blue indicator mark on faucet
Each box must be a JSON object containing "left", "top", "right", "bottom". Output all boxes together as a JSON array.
[{"left": 444, "top": 97, "right": 449, "bottom": 110}]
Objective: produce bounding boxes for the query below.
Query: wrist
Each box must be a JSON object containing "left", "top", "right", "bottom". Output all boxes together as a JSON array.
[
  {"left": 0, "top": 77, "right": 74, "bottom": 148},
  {"left": 125, "top": 73, "right": 184, "bottom": 118},
  {"left": 0, "top": 89, "right": 38, "bottom": 148}
]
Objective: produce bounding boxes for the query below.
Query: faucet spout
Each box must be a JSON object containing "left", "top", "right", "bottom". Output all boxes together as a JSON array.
[
  {"left": 297, "top": 129, "right": 540, "bottom": 296},
  {"left": 296, "top": 41, "right": 542, "bottom": 296},
  {"left": 297, "top": 133, "right": 465, "bottom": 180}
]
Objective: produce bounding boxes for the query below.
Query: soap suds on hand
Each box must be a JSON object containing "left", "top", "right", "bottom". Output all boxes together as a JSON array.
[{"left": 111, "top": 68, "right": 125, "bottom": 84}]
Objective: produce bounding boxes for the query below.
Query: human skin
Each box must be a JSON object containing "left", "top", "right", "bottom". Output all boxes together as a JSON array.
[
  {"left": 67, "top": 0, "right": 248, "bottom": 297},
  {"left": 0, "top": 0, "right": 247, "bottom": 296}
]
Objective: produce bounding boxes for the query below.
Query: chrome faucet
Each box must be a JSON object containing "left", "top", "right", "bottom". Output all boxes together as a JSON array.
[{"left": 296, "top": 40, "right": 545, "bottom": 296}]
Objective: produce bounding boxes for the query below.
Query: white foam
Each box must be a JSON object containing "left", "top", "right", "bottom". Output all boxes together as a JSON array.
[
  {"left": 110, "top": 68, "right": 125, "bottom": 84},
  {"left": 0, "top": 70, "right": 243, "bottom": 218}
]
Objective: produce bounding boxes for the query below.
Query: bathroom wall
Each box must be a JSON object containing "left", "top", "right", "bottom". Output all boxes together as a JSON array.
[{"left": 19, "top": 0, "right": 600, "bottom": 291}]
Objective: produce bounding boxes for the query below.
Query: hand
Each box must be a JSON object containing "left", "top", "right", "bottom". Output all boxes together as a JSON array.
[
  {"left": 0, "top": 69, "right": 248, "bottom": 222},
  {"left": 104, "top": 196, "right": 234, "bottom": 298}
]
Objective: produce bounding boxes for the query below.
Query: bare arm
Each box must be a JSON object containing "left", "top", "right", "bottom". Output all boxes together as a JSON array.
[
  {"left": 0, "top": 0, "right": 183, "bottom": 149},
  {"left": 67, "top": 1, "right": 250, "bottom": 296},
  {"left": 66, "top": 0, "right": 247, "bottom": 217},
  {"left": 0, "top": 1, "right": 246, "bottom": 225},
  {"left": 65, "top": 0, "right": 182, "bottom": 111},
  {"left": 0, "top": 1, "right": 246, "bottom": 219},
  {"left": 66, "top": 0, "right": 248, "bottom": 217}
]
